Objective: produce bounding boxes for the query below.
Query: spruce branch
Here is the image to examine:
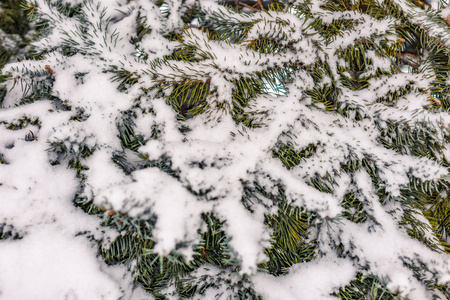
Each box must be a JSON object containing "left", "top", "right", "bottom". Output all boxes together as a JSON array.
[{"left": 1, "top": 0, "right": 450, "bottom": 299}]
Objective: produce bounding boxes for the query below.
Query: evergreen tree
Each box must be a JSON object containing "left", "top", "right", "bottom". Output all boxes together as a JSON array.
[
  {"left": 1, "top": 0, "right": 450, "bottom": 299},
  {"left": 0, "top": 0, "right": 32, "bottom": 68}
]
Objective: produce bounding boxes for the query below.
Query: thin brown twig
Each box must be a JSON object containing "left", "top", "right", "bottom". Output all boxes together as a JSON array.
[
  {"left": 397, "top": 53, "right": 419, "bottom": 69},
  {"left": 239, "top": 1, "right": 258, "bottom": 11},
  {"left": 443, "top": 15, "right": 450, "bottom": 27},
  {"left": 257, "top": 0, "right": 264, "bottom": 10}
]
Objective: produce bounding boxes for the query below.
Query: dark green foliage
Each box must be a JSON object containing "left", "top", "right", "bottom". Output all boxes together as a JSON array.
[
  {"left": 403, "top": 257, "right": 450, "bottom": 298},
  {"left": 341, "top": 192, "right": 368, "bottom": 224},
  {"left": 272, "top": 142, "right": 317, "bottom": 169},
  {"left": 118, "top": 111, "right": 146, "bottom": 151},
  {"left": 424, "top": 195, "right": 450, "bottom": 252},
  {"left": 0, "top": 152, "right": 7, "bottom": 164},
  {"left": 0, "top": 0, "right": 31, "bottom": 68},
  {"left": 232, "top": 76, "right": 267, "bottom": 127},
  {"left": 202, "top": 6, "right": 253, "bottom": 43},
  {"left": 377, "top": 120, "right": 446, "bottom": 161},
  {"left": 108, "top": 68, "right": 140, "bottom": 92},
  {"left": 0, "top": 116, "right": 40, "bottom": 147},
  {"left": 0, "top": 224, "right": 22, "bottom": 240},
  {"left": 6, "top": 66, "right": 56, "bottom": 105},
  {"left": 375, "top": 84, "right": 413, "bottom": 105},
  {"left": 2, "top": 0, "right": 450, "bottom": 299},
  {"left": 5, "top": 116, "right": 40, "bottom": 130},
  {"left": 402, "top": 177, "right": 450, "bottom": 253},
  {"left": 262, "top": 203, "right": 317, "bottom": 275},
  {"left": 47, "top": 140, "right": 95, "bottom": 175},
  {"left": 361, "top": 158, "right": 391, "bottom": 204},
  {"left": 0, "top": 0, "right": 35, "bottom": 105},
  {"left": 0, "top": 1, "right": 30, "bottom": 35},
  {"left": 336, "top": 273, "right": 400, "bottom": 300},
  {"left": 168, "top": 79, "right": 209, "bottom": 120},
  {"left": 102, "top": 234, "right": 142, "bottom": 265},
  {"left": 97, "top": 212, "right": 262, "bottom": 298}
]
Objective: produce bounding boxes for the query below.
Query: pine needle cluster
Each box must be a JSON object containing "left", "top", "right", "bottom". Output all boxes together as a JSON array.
[{"left": 1, "top": 0, "right": 450, "bottom": 299}]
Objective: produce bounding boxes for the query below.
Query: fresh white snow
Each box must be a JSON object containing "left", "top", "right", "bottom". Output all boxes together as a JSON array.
[{"left": 0, "top": 0, "right": 450, "bottom": 299}]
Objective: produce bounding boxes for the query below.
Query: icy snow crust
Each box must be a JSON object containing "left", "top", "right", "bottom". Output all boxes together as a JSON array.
[{"left": 0, "top": 0, "right": 450, "bottom": 299}]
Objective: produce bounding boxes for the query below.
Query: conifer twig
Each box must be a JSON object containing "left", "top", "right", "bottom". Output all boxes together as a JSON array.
[
  {"left": 238, "top": 0, "right": 265, "bottom": 11},
  {"left": 239, "top": 2, "right": 258, "bottom": 11}
]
